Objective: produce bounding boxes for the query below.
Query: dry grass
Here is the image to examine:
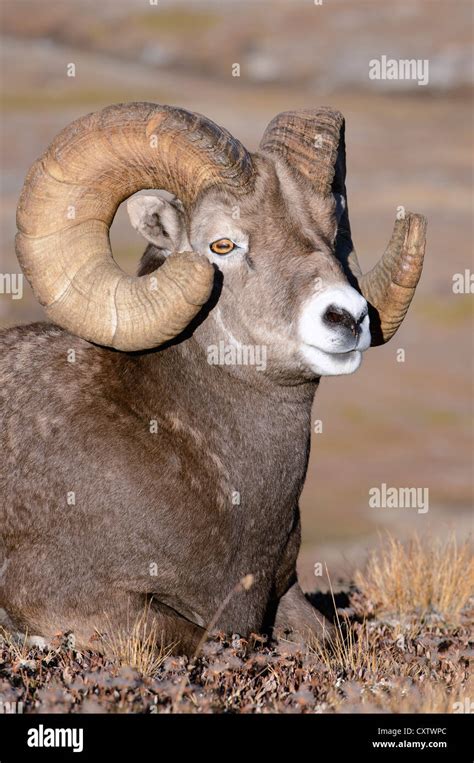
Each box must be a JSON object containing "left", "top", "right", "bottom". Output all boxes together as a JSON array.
[
  {"left": 312, "top": 617, "right": 381, "bottom": 684},
  {"left": 0, "top": 627, "right": 30, "bottom": 663},
  {"left": 311, "top": 568, "right": 380, "bottom": 680},
  {"left": 0, "top": 626, "right": 56, "bottom": 667},
  {"left": 96, "top": 606, "right": 175, "bottom": 678},
  {"left": 355, "top": 533, "right": 474, "bottom": 622}
]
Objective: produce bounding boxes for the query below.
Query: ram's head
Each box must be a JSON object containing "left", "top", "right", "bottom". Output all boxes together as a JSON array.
[{"left": 16, "top": 103, "right": 425, "bottom": 379}]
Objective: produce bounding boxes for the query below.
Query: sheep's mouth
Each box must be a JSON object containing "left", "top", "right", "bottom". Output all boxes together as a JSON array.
[
  {"left": 302, "top": 326, "right": 371, "bottom": 359},
  {"left": 300, "top": 344, "right": 364, "bottom": 377},
  {"left": 303, "top": 344, "right": 361, "bottom": 357}
]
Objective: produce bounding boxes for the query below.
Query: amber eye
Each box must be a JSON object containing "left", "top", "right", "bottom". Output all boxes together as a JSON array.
[{"left": 210, "top": 238, "right": 236, "bottom": 255}]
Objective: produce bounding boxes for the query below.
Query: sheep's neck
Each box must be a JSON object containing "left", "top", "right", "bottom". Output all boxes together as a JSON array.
[{"left": 126, "top": 337, "right": 318, "bottom": 513}]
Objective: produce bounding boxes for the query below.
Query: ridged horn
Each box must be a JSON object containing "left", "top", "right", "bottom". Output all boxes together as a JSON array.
[
  {"left": 16, "top": 102, "right": 255, "bottom": 351},
  {"left": 259, "top": 108, "right": 426, "bottom": 344}
]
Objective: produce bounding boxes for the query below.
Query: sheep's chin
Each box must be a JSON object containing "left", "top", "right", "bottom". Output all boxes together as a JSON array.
[{"left": 300, "top": 345, "right": 363, "bottom": 376}]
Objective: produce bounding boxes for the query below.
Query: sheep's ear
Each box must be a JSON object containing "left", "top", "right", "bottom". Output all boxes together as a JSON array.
[{"left": 127, "top": 194, "right": 187, "bottom": 253}]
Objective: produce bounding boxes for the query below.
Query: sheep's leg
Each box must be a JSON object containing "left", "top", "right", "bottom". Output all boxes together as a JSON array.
[
  {"left": 92, "top": 597, "right": 207, "bottom": 657},
  {"left": 273, "top": 582, "right": 334, "bottom": 647},
  {"left": 141, "top": 599, "right": 206, "bottom": 656},
  {"left": 89, "top": 598, "right": 206, "bottom": 657},
  {"left": 2, "top": 579, "right": 205, "bottom": 657}
]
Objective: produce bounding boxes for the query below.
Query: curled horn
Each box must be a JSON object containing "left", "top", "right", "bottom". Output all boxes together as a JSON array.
[
  {"left": 16, "top": 102, "right": 255, "bottom": 351},
  {"left": 260, "top": 108, "right": 426, "bottom": 344}
]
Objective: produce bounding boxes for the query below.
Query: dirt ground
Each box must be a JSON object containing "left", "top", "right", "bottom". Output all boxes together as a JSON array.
[{"left": 0, "top": 0, "right": 472, "bottom": 607}]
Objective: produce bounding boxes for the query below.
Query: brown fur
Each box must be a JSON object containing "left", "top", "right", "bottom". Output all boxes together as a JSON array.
[{"left": 1, "top": 154, "right": 353, "bottom": 653}]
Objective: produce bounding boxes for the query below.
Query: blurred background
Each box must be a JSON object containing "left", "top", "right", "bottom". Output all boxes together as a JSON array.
[{"left": 1, "top": 0, "right": 472, "bottom": 588}]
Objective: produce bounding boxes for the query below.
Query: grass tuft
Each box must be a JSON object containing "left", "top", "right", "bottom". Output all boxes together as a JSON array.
[
  {"left": 96, "top": 607, "right": 175, "bottom": 678},
  {"left": 355, "top": 533, "right": 474, "bottom": 622}
]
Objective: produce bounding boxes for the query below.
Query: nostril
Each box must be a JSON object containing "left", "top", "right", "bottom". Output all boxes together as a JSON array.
[
  {"left": 323, "top": 305, "right": 357, "bottom": 333},
  {"left": 324, "top": 306, "right": 346, "bottom": 325}
]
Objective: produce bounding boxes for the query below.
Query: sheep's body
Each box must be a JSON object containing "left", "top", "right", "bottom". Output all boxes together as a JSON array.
[
  {"left": 0, "top": 319, "right": 323, "bottom": 652},
  {"left": 0, "top": 103, "right": 425, "bottom": 653}
]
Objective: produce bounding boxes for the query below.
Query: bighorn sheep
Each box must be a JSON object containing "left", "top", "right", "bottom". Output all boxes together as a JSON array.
[{"left": 0, "top": 104, "right": 426, "bottom": 654}]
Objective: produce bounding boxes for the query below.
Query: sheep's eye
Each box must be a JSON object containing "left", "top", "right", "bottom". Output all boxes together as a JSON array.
[{"left": 210, "top": 238, "right": 236, "bottom": 255}]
